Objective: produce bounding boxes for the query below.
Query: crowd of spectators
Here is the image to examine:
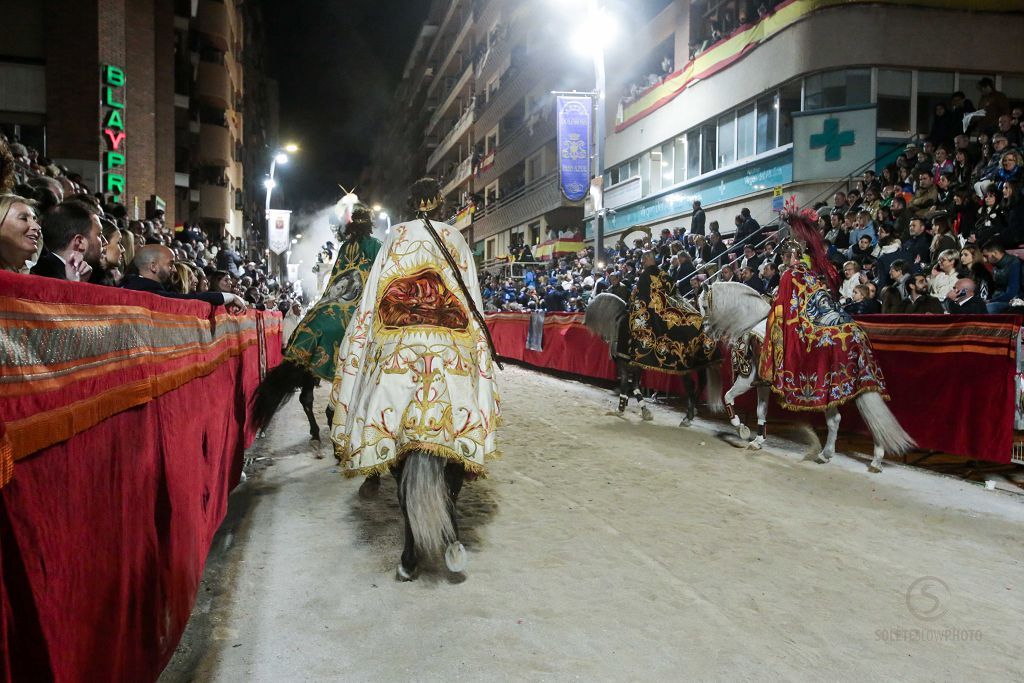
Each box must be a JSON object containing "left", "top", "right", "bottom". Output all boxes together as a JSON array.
[
  {"left": 0, "top": 135, "right": 303, "bottom": 317},
  {"left": 480, "top": 87, "right": 1023, "bottom": 317}
]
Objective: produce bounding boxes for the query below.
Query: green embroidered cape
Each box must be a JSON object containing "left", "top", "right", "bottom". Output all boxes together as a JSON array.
[{"left": 283, "top": 235, "right": 381, "bottom": 380}]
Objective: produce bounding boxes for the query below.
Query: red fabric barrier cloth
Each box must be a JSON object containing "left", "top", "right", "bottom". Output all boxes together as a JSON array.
[
  {"left": 0, "top": 272, "right": 281, "bottom": 682},
  {"left": 484, "top": 312, "right": 1020, "bottom": 463}
]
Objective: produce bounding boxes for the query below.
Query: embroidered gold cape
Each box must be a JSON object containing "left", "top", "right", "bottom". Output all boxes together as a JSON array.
[
  {"left": 628, "top": 266, "right": 719, "bottom": 373},
  {"left": 329, "top": 220, "right": 501, "bottom": 477}
]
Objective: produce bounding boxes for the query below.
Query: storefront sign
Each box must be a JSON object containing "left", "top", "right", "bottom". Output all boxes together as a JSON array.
[{"left": 101, "top": 65, "right": 127, "bottom": 202}]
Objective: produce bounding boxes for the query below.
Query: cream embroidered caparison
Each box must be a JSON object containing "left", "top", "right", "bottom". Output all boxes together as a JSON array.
[{"left": 329, "top": 220, "right": 501, "bottom": 477}]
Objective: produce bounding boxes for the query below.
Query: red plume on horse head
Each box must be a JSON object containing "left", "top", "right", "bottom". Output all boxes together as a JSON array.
[{"left": 780, "top": 196, "right": 839, "bottom": 294}]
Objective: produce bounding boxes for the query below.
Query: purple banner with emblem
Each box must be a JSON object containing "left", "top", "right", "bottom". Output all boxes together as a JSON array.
[{"left": 556, "top": 95, "right": 592, "bottom": 202}]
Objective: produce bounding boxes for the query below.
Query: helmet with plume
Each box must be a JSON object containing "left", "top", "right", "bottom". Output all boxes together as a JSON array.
[{"left": 780, "top": 197, "right": 838, "bottom": 293}]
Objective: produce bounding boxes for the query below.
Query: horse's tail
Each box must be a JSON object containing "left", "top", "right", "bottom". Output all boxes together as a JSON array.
[
  {"left": 401, "top": 452, "right": 456, "bottom": 556},
  {"left": 855, "top": 391, "right": 915, "bottom": 456},
  {"left": 704, "top": 364, "right": 725, "bottom": 415},
  {"left": 250, "top": 360, "right": 309, "bottom": 431}
]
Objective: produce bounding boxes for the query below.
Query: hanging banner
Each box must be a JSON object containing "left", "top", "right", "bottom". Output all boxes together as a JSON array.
[
  {"left": 267, "top": 209, "right": 291, "bottom": 255},
  {"left": 556, "top": 95, "right": 592, "bottom": 202}
]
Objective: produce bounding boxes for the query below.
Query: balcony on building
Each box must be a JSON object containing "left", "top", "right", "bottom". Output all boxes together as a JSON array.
[
  {"left": 198, "top": 183, "right": 231, "bottom": 223},
  {"left": 198, "top": 124, "right": 231, "bottom": 167},
  {"left": 427, "top": 105, "right": 475, "bottom": 172},
  {"left": 197, "top": 0, "right": 230, "bottom": 51},
  {"left": 470, "top": 171, "right": 580, "bottom": 240},
  {"left": 196, "top": 60, "right": 231, "bottom": 111}
]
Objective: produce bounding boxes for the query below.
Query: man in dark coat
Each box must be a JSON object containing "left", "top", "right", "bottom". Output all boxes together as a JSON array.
[
  {"left": 31, "top": 200, "right": 106, "bottom": 281},
  {"left": 122, "top": 245, "right": 247, "bottom": 309},
  {"left": 689, "top": 200, "right": 706, "bottom": 236},
  {"left": 899, "top": 274, "right": 944, "bottom": 314},
  {"left": 945, "top": 278, "right": 987, "bottom": 314}
]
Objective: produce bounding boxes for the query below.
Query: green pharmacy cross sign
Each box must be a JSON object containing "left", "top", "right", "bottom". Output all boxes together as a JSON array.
[{"left": 810, "top": 118, "right": 855, "bottom": 162}]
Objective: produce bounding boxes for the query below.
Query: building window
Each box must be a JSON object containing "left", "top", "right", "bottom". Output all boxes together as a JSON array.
[
  {"left": 686, "top": 129, "right": 701, "bottom": 179},
  {"left": 700, "top": 124, "right": 717, "bottom": 175},
  {"left": 804, "top": 69, "right": 870, "bottom": 110},
  {"left": 756, "top": 94, "right": 778, "bottom": 154},
  {"left": 528, "top": 221, "right": 541, "bottom": 245},
  {"left": 717, "top": 113, "right": 735, "bottom": 168},
  {"left": 778, "top": 81, "right": 801, "bottom": 147},
  {"left": 916, "top": 71, "right": 955, "bottom": 136},
  {"left": 877, "top": 69, "right": 912, "bottom": 132},
  {"left": 736, "top": 104, "right": 756, "bottom": 161},
  {"left": 525, "top": 149, "right": 543, "bottom": 183},
  {"left": 660, "top": 141, "right": 674, "bottom": 189},
  {"left": 674, "top": 135, "right": 687, "bottom": 184}
]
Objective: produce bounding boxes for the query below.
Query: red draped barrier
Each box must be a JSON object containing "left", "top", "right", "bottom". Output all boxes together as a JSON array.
[
  {"left": 0, "top": 272, "right": 282, "bottom": 682},
  {"left": 485, "top": 312, "right": 1021, "bottom": 463}
]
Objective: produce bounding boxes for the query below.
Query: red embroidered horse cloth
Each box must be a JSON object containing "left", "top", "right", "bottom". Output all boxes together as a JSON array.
[{"left": 758, "top": 263, "right": 889, "bottom": 411}]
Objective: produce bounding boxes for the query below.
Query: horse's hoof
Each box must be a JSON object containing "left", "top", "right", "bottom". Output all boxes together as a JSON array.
[
  {"left": 746, "top": 436, "right": 764, "bottom": 451},
  {"left": 309, "top": 438, "right": 324, "bottom": 459},
  {"left": 738, "top": 424, "right": 751, "bottom": 440},
  {"left": 868, "top": 465, "right": 883, "bottom": 474},
  {"left": 678, "top": 418, "right": 692, "bottom": 428},
  {"left": 396, "top": 564, "right": 416, "bottom": 582},
  {"left": 257, "top": 430, "right": 267, "bottom": 439},
  {"left": 814, "top": 452, "right": 833, "bottom": 464},
  {"left": 641, "top": 406, "right": 654, "bottom": 422},
  {"left": 445, "top": 542, "right": 468, "bottom": 573},
  {"left": 358, "top": 476, "right": 380, "bottom": 499}
]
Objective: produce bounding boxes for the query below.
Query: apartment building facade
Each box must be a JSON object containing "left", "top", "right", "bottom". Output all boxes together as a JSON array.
[
  {"left": 0, "top": 0, "right": 273, "bottom": 239},
  {"left": 594, "top": 0, "right": 1024, "bottom": 242}
]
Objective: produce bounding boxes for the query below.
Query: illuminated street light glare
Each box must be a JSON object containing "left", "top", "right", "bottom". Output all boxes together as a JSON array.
[
  {"left": 263, "top": 178, "right": 276, "bottom": 190},
  {"left": 275, "top": 152, "right": 289, "bottom": 164},
  {"left": 570, "top": 8, "right": 619, "bottom": 56},
  {"left": 372, "top": 204, "right": 382, "bottom": 212},
  {"left": 379, "top": 211, "right": 388, "bottom": 219},
  {"left": 284, "top": 143, "right": 299, "bottom": 153},
  {"left": 296, "top": 234, "right": 303, "bottom": 239}
]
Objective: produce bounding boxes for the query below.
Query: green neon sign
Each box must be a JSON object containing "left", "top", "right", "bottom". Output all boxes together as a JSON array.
[{"left": 101, "top": 65, "right": 126, "bottom": 201}]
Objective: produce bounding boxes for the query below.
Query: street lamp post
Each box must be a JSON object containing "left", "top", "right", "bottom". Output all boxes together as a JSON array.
[
  {"left": 265, "top": 152, "right": 288, "bottom": 211},
  {"left": 591, "top": 2, "right": 607, "bottom": 264}
]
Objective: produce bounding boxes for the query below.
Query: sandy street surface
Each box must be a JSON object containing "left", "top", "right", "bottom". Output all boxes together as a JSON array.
[{"left": 162, "top": 364, "right": 1024, "bottom": 682}]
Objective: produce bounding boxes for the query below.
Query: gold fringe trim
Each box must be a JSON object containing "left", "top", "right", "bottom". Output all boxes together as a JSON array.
[
  {"left": 338, "top": 440, "right": 494, "bottom": 479},
  {"left": 771, "top": 385, "right": 891, "bottom": 413}
]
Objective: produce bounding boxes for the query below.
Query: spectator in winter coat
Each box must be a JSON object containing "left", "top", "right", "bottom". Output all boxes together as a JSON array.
[
  {"left": 982, "top": 241, "right": 1022, "bottom": 313},
  {"left": 902, "top": 274, "right": 945, "bottom": 314}
]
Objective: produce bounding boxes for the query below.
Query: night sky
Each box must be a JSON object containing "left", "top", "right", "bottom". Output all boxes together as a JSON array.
[{"left": 259, "top": 0, "right": 429, "bottom": 208}]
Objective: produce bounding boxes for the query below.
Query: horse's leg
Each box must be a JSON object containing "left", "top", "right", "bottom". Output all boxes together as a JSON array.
[
  {"left": 358, "top": 473, "right": 381, "bottom": 498},
  {"left": 298, "top": 377, "right": 319, "bottom": 440},
  {"left": 724, "top": 372, "right": 755, "bottom": 439},
  {"left": 747, "top": 385, "right": 770, "bottom": 450},
  {"left": 679, "top": 373, "right": 697, "bottom": 427},
  {"left": 616, "top": 362, "right": 630, "bottom": 414},
  {"left": 630, "top": 368, "right": 653, "bottom": 421},
  {"left": 868, "top": 441, "right": 885, "bottom": 474},
  {"left": 443, "top": 462, "right": 468, "bottom": 573},
  {"left": 816, "top": 407, "right": 841, "bottom": 463},
  {"left": 393, "top": 463, "right": 417, "bottom": 581}
]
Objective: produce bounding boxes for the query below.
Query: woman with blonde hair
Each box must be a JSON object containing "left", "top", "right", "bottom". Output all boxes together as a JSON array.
[
  {"left": 0, "top": 193, "right": 40, "bottom": 273},
  {"left": 929, "top": 249, "right": 961, "bottom": 300},
  {"left": 169, "top": 261, "right": 197, "bottom": 294}
]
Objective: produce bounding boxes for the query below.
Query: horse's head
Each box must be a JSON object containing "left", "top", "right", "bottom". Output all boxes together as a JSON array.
[{"left": 702, "top": 281, "right": 771, "bottom": 342}]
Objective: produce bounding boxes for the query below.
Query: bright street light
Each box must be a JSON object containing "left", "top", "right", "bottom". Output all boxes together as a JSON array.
[
  {"left": 372, "top": 204, "right": 382, "bottom": 212},
  {"left": 570, "top": 6, "right": 619, "bottom": 56},
  {"left": 295, "top": 233, "right": 303, "bottom": 239},
  {"left": 284, "top": 143, "right": 299, "bottom": 153},
  {"left": 263, "top": 178, "right": 276, "bottom": 190},
  {"left": 378, "top": 211, "right": 388, "bottom": 219},
  {"left": 275, "top": 152, "right": 289, "bottom": 165}
]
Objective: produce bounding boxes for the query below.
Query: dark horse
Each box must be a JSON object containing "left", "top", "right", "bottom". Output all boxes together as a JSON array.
[
  {"left": 584, "top": 292, "right": 722, "bottom": 425},
  {"left": 393, "top": 452, "right": 467, "bottom": 580},
  {"left": 250, "top": 360, "right": 333, "bottom": 457}
]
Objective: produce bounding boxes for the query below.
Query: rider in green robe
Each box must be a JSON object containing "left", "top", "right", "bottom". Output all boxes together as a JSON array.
[{"left": 283, "top": 204, "right": 381, "bottom": 381}]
